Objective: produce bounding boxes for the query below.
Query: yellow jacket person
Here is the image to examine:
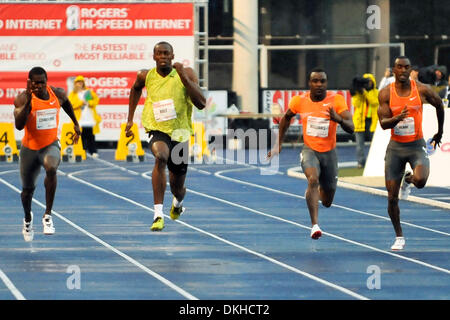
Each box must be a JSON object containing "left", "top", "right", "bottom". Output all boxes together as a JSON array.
[
  {"left": 351, "top": 73, "right": 379, "bottom": 133},
  {"left": 68, "top": 75, "right": 102, "bottom": 135},
  {"left": 68, "top": 75, "right": 102, "bottom": 156}
]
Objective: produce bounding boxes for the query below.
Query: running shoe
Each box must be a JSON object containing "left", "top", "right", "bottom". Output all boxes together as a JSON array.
[
  {"left": 399, "top": 171, "right": 412, "bottom": 200},
  {"left": 391, "top": 237, "right": 405, "bottom": 251},
  {"left": 150, "top": 217, "right": 164, "bottom": 231},
  {"left": 42, "top": 214, "right": 55, "bottom": 235},
  {"left": 170, "top": 204, "right": 185, "bottom": 220},
  {"left": 22, "top": 212, "right": 34, "bottom": 242},
  {"left": 310, "top": 224, "right": 322, "bottom": 240}
]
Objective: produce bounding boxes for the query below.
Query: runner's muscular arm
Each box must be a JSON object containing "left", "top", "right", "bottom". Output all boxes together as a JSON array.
[
  {"left": 53, "top": 86, "right": 81, "bottom": 144},
  {"left": 267, "top": 109, "right": 296, "bottom": 159},
  {"left": 13, "top": 80, "right": 33, "bottom": 130},
  {"left": 126, "top": 69, "right": 148, "bottom": 137},
  {"left": 377, "top": 86, "right": 408, "bottom": 130},
  {"left": 329, "top": 108, "right": 354, "bottom": 134},
  {"left": 173, "top": 63, "right": 206, "bottom": 110},
  {"left": 419, "top": 82, "right": 445, "bottom": 148}
]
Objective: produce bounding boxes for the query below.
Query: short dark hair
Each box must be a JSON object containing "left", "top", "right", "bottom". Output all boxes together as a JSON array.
[
  {"left": 28, "top": 66, "right": 47, "bottom": 80},
  {"left": 153, "top": 41, "right": 173, "bottom": 53},
  {"left": 309, "top": 67, "right": 327, "bottom": 80},
  {"left": 412, "top": 65, "right": 420, "bottom": 71},
  {"left": 394, "top": 56, "right": 410, "bottom": 65}
]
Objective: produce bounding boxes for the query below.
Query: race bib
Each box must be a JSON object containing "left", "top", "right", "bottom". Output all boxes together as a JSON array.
[
  {"left": 394, "top": 117, "right": 415, "bottom": 136},
  {"left": 306, "top": 116, "right": 329, "bottom": 138},
  {"left": 153, "top": 99, "right": 177, "bottom": 122},
  {"left": 36, "top": 109, "right": 57, "bottom": 130}
]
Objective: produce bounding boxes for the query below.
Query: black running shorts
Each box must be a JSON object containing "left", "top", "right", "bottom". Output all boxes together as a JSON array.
[{"left": 148, "top": 130, "right": 189, "bottom": 176}]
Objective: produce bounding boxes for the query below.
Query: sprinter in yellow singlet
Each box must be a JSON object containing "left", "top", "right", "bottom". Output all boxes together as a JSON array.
[{"left": 125, "top": 42, "right": 206, "bottom": 231}]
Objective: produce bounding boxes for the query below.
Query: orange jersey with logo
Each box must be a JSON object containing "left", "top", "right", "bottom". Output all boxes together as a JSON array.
[
  {"left": 389, "top": 80, "right": 423, "bottom": 143},
  {"left": 22, "top": 86, "right": 60, "bottom": 150},
  {"left": 289, "top": 91, "right": 349, "bottom": 152}
]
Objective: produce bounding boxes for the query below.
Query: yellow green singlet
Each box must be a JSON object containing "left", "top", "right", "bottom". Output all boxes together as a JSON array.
[{"left": 141, "top": 67, "right": 193, "bottom": 142}]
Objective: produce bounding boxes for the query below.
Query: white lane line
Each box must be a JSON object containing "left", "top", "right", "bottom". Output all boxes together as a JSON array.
[
  {"left": 0, "top": 177, "right": 198, "bottom": 301},
  {"left": 67, "top": 169, "right": 369, "bottom": 300},
  {"left": 214, "top": 167, "right": 450, "bottom": 236},
  {"left": 139, "top": 170, "right": 450, "bottom": 275},
  {"left": 3, "top": 165, "right": 450, "bottom": 275},
  {"left": 80, "top": 158, "right": 450, "bottom": 275},
  {"left": 90, "top": 155, "right": 140, "bottom": 175},
  {"left": 288, "top": 166, "right": 450, "bottom": 210},
  {"left": 0, "top": 269, "right": 26, "bottom": 300},
  {"left": 0, "top": 170, "right": 19, "bottom": 176},
  {"left": 189, "top": 167, "right": 212, "bottom": 175}
]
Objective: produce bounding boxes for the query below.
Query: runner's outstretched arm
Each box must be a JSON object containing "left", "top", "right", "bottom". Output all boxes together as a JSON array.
[
  {"left": 267, "top": 109, "right": 296, "bottom": 159},
  {"left": 126, "top": 70, "right": 147, "bottom": 137},
  {"left": 419, "top": 83, "right": 445, "bottom": 149},
  {"left": 54, "top": 87, "right": 81, "bottom": 144}
]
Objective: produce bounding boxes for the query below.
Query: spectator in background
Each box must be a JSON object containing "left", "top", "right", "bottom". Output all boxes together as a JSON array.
[
  {"left": 410, "top": 65, "right": 420, "bottom": 81},
  {"left": 68, "top": 75, "right": 101, "bottom": 158},
  {"left": 378, "top": 67, "right": 395, "bottom": 90},
  {"left": 350, "top": 73, "right": 379, "bottom": 168},
  {"left": 432, "top": 65, "right": 448, "bottom": 95}
]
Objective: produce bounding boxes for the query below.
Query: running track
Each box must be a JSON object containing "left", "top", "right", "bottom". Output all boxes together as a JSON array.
[{"left": 0, "top": 146, "right": 448, "bottom": 301}]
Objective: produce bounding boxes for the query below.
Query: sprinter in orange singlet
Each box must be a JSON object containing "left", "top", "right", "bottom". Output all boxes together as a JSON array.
[
  {"left": 14, "top": 67, "right": 81, "bottom": 242},
  {"left": 378, "top": 56, "right": 444, "bottom": 250},
  {"left": 268, "top": 68, "right": 354, "bottom": 240}
]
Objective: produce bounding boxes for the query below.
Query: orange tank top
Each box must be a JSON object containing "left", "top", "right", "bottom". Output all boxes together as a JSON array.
[
  {"left": 289, "top": 91, "right": 349, "bottom": 152},
  {"left": 389, "top": 80, "right": 423, "bottom": 143},
  {"left": 22, "top": 86, "right": 60, "bottom": 150}
]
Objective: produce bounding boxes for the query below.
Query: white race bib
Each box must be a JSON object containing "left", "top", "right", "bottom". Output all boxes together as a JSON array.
[
  {"left": 394, "top": 117, "right": 415, "bottom": 136},
  {"left": 153, "top": 99, "right": 177, "bottom": 122},
  {"left": 306, "top": 116, "right": 330, "bottom": 138},
  {"left": 36, "top": 109, "right": 57, "bottom": 130}
]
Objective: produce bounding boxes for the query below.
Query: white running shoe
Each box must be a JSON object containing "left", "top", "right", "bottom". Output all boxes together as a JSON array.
[
  {"left": 310, "top": 224, "right": 322, "bottom": 240},
  {"left": 22, "top": 212, "right": 34, "bottom": 242},
  {"left": 399, "top": 171, "right": 412, "bottom": 200},
  {"left": 391, "top": 237, "right": 405, "bottom": 251},
  {"left": 42, "top": 214, "right": 55, "bottom": 235}
]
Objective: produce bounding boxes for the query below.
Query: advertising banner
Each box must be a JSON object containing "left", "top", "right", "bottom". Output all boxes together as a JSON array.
[
  {"left": 0, "top": 2, "right": 195, "bottom": 141},
  {"left": 364, "top": 106, "right": 450, "bottom": 187}
]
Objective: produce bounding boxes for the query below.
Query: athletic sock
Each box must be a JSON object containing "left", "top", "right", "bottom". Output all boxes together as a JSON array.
[
  {"left": 154, "top": 204, "right": 163, "bottom": 220},
  {"left": 173, "top": 197, "right": 183, "bottom": 208}
]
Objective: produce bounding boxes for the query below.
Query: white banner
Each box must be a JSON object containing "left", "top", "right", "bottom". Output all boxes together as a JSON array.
[
  {"left": 0, "top": 36, "right": 194, "bottom": 72},
  {"left": 193, "top": 90, "right": 228, "bottom": 136},
  {"left": 364, "top": 105, "right": 450, "bottom": 187},
  {"left": 0, "top": 2, "right": 195, "bottom": 142}
]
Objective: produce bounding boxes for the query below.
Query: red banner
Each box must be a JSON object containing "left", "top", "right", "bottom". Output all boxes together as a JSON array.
[
  {"left": 0, "top": 3, "right": 194, "bottom": 36},
  {"left": 0, "top": 71, "right": 146, "bottom": 105}
]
